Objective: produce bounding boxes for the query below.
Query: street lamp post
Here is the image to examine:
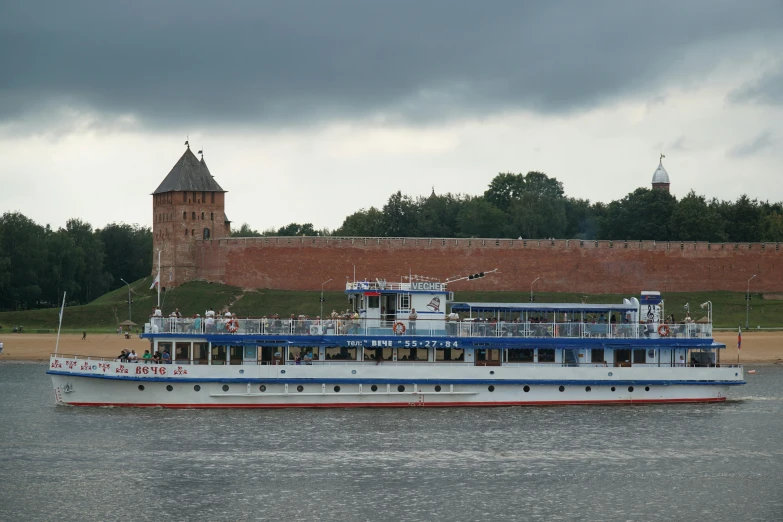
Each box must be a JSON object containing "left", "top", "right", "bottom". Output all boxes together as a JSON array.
[
  {"left": 320, "top": 278, "right": 333, "bottom": 325},
  {"left": 120, "top": 278, "right": 132, "bottom": 322},
  {"left": 746, "top": 274, "right": 756, "bottom": 329},
  {"left": 530, "top": 277, "right": 541, "bottom": 303}
]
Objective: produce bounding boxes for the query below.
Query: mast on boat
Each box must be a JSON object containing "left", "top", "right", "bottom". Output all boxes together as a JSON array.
[{"left": 54, "top": 291, "right": 66, "bottom": 354}]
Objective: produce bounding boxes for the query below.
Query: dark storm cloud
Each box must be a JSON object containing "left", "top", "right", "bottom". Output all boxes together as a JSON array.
[
  {"left": 1, "top": 0, "right": 782, "bottom": 129},
  {"left": 728, "top": 65, "right": 783, "bottom": 106},
  {"left": 727, "top": 131, "right": 773, "bottom": 158}
]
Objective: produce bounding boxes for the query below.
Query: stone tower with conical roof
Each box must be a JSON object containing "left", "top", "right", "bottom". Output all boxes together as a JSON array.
[
  {"left": 651, "top": 154, "right": 670, "bottom": 192},
  {"left": 152, "top": 145, "right": 231, "bottom": 287}
]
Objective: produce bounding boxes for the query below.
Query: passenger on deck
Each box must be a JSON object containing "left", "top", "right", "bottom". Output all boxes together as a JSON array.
[
  {"left": 408, "top": 309, "right": 418, "bottom": 335},
  {"left": 677, "top": 355, "right": 686, "bottom": 366},
  {"left": 142, "top": 350, "right": 152, "bottom": 361},
  {"left": 128, "top": 350, "right": 138, "bottom": 361},
  {"left": 117, "top": 349, "right": 129, "bottom": 361}
]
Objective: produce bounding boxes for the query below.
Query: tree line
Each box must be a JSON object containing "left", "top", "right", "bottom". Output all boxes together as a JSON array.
[
  {"left": 0, "top": 213, "right": 151, "bottom": 311},
  {"left": 236, "top": 172, "right": 782, "bottom": 243}
]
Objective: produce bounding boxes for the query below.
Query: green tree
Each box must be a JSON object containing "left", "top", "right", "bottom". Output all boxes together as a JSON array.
[
  {"left": 276, "top": 223, "right": 317, "bottom": 236},
  {"left": 381, "top": 192, "right": 418, "bottom": 237},
  {"left": 456, "top": 197, "right": 507, "bottom": 237},
  {"left": 335, "top": 207, "right": 385, "bottom": 236},
  {"left": 231, "top": 223, "right": 263, "bottom": 237},
  {"left": 599, "top": 188, "right": 677, "bottom": 240},
  {"left": 669, "top": 191, "right": 727, "bottom": 242}
]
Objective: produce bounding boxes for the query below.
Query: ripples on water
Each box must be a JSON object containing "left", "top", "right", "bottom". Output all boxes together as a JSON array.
[{"left": 0, "top": 363, "right": 781, "bottom": 521}]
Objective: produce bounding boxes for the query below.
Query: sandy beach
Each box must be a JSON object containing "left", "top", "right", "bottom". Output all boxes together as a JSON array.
[{"left": 0, "top": 331, "right": 781, "bottom": 363}]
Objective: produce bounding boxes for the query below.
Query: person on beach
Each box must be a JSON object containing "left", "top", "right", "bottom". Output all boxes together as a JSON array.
[{"left": 82, "top": 331, "right": 87, "bottom": 340}]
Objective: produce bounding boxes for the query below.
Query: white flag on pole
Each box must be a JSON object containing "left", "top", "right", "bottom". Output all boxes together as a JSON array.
[{"left": 149, "top": 274, "right": 160, "bottom": 290}]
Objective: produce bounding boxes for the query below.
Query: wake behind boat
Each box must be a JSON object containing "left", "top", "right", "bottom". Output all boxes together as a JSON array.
[{"left": 48, "top": 275, "right": 744, "bottom": 408}]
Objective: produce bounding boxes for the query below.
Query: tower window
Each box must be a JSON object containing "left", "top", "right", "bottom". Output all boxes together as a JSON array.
[
  {"left": 203, "top": 228, "right": 210, "bottom": 240},
  {"left": 184, "top": 229, "right": 188, "bottom": 236},
  {"left": 192, "top": 212, "right": 196, "bottom": 220},
  {"left": 183, "top": 192, "right": 187, "bottom": 203},
  {"left": 202, "top": 191, "right": 206, "bottom": 202},
  {"left": 211, "top": 193, "right": 215, "bottom": 204},
  {"left": 201, "top": 212, "right": 204, "bottom": 220},
  {"left": 183, "top": 212, "right": 186, "bottom": 220},
  {"left": 211, "top": 212, "right": 214, "bottom": 221}
]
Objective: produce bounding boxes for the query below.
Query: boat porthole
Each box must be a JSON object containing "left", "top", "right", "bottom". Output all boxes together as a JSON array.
[
  {"left": 585, "top": 386, "right": 591, "bottom": 392},
  {"left": 488, "top": 385, "right": 495, "bottom": 392},
  {"left": 608, "top": 372, "right": 613, "bottom": 377},
  {"left": 628, "top": 386, "right": 634, "bottom": 393},
  {"left": 351, "top": 370, "right": 356, "bottom": 374},
  {"left": 398, "top": 385, "right": 405, "bottom": 392},
  {"left": 523, "top": 385, "right": 530, "bottom": 393},
  {"left": 297, "top": 385, "right": 304, "bottom": 392},
  {"left": 645, "top": 386, "right": 650, "bottom": 392},
  {"left": 371, "top": 385, "right": 378, "bottom": 392},
  {"left": 559, "top": 386, "right": 565, "bottom": 392},
  {"left": 611, "top": 386, "right": 616, "bottom": 392},
  {"left": 334, "top": 385, "right": 341, "bottom": 392},
  {"left": 435, "top": 385, "right": 441, "bottom": 392},
  {"left": 280, "top": 370, "right": 286, "bottom": 374},
  {"left": 138, "top": 385, "right": 145, "bottom": 391},
  {"left": 222, "top": 385, "right": 229, "bottom": 392},
  {"left": 194, "top": 385, "right": 201, "bottom": 392},
  {"left": 166, "top": 385, "right": 173, "bottom": 392},
  {"left": 259, "top": 385, "right": 266, "bottom": 392},
  {"left": 239, "top": 369, "right": 244, "bottom": 374},
  {"left": 489, "top": 371, "right": 495, "bottom": 375}
]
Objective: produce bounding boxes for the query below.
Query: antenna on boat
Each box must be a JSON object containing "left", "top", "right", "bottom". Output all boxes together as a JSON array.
[
  {"left": 445, "top": 268, "right": 499, "bottom": 284},
  {"left": 54, "top": 291, "right": 66, "bottom": 355}
]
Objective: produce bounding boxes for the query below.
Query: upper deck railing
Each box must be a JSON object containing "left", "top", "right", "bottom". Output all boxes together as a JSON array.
[{"left": 144, "top": 317, "right": 712, "bottom": 340}]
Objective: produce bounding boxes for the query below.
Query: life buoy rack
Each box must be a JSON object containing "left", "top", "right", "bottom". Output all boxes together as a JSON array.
[
  {"left": 393, "top": 322, "right": 406, "bottom": 335},
  {"left": 226, "top": 319, "right": 239, "bottom": 333},
  {"left": 657, "top": 324, "right": 670, "bottom": 337}
]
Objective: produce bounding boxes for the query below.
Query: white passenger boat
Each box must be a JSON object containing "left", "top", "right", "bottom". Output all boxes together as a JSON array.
[{"left": 48, "top": 277, "right": 744, "bottom": 408}]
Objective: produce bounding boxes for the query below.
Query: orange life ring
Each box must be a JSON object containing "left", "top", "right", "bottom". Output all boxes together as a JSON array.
[
  {"left": 658, "top": 324, "right": 670, "bottom": 337},
  {"left": 393, "top": 322, "right": 406, "bottom": 335},
  {"left": 226, "top": 319, "right": 239, "bottom": 333}
]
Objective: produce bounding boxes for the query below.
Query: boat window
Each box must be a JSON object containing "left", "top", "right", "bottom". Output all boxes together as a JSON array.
[
  {"left": 363, "top": 347, "right": 393, "bottom": 362},
  {"left": 591, "top": 348, "right": 605, "bottom": 364},
  {"left": 211, "top": 345, "right": 227, "bottom": 365},
  {"left": 397, "top": 347, "right": 427, "bottom": 361},
  {"left": 325, "top": 347, "right": 357, "bottom": 360},
  {"left": 435, "top": 347, "right": 464, "bottom": 362},
  {"left": 367, "top": 295, "right": 379, "bottom": 308},
  {"left": 229, "top": 345, "right": 243, "bottom": 365},
  {"left": 633, "top": 349, "right": 646, "bottom": 364},
  {"left": 615, "top": 349, "right": 631, "bottom": 365},
  {"left": 157, "top": 342, "right": 172, "bottom": 357},
  {"left": 398, "top": 293, "right": 411, "bottom": 311},
  {"left": 174, "top": 342, "right": 190, "bottom": 363},
  {"left": 508, "top": 348, "right": 534, "bottom": 362},
  {"left": 194, "top": 343, "right": 209, "bottom": 364},
  {"left": 538, "top": 348, "right": 555, "bottom": 362},
  {"left": 288, "top": 347, "right": 319, "bottom": 362}
]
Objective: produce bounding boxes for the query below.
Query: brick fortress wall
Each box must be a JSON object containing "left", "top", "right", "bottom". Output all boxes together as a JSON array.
[{"left": 191, "top": 237, "right": 783, "bottom": 294}]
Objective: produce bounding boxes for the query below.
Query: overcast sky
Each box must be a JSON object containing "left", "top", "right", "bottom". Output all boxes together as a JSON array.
[{"left": 1, "top": 0, "right": 782, "bottom": 232}]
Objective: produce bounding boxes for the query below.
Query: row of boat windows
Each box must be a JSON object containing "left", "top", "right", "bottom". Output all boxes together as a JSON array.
[
  {"left": 156, "top": 343, "right": 646, "bottom": 365},
  {"left": 136, "top": 384, "right": 652, "bottom": 393}
]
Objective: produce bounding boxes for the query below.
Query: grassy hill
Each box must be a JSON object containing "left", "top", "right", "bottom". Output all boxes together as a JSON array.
[{"left": 0, "top": 276, "right": 779, "bottom": 331}]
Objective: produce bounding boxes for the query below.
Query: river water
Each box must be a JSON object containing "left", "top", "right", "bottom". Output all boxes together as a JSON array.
[{"left": 0, "top": 363, "right": 781, "bottom": 521}]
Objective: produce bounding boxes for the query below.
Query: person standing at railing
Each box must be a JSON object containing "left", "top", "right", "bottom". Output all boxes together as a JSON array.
[
  {"left": 447, "top": 310, "right": 459, "bottom": 335},
  {"left": 351, "top": 311, "right": 360, "bottom": 334},
  {"left": 408, "top": 308, "right": 417, "bottom": 335}
]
